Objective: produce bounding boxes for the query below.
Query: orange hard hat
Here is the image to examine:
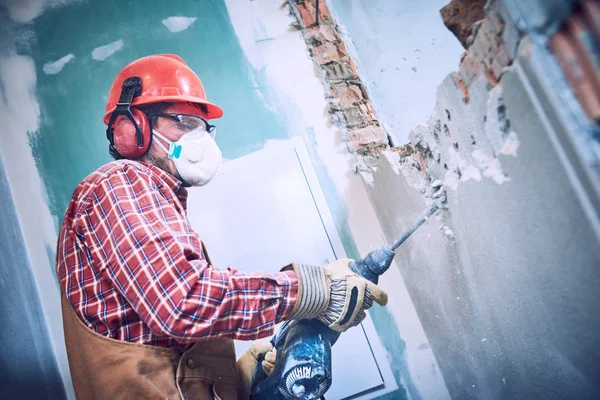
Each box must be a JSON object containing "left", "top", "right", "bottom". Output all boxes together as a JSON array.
[{"left": 103, "top": 54, "right": 223, "bottom": 124}]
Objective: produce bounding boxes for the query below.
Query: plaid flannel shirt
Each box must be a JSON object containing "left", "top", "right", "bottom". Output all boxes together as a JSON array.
[{"left": 56, "top": 160, "right": 298, "bottom": 348}]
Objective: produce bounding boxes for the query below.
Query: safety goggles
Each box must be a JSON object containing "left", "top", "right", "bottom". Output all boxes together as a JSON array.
[{"left": 149, "top": 113, "right": 217, "bottom": 139}]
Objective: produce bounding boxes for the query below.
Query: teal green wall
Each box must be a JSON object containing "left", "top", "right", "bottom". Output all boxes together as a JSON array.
[
  {"left": 31, "top": 0, "right": 360, "bottom": 259},
  {"left": 31, "top": 0, "right": 289, "bottom": 220}
]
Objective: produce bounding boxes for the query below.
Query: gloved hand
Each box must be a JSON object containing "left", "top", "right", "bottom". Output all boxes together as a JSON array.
[
  {"left": 284, "top": 259, "right": 388, "bottom": 332},
  {"left": 236, "top": 341, "right": 277, "bottom": 396}
]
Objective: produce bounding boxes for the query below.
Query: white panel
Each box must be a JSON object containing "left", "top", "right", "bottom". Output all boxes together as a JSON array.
[{"left": 187, "top": 139, "right": 386, "bottom": 398}]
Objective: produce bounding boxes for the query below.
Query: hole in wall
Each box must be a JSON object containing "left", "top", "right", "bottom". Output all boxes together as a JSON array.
[
  {"left": 386, "top": 133, "right": 395, "bottom": 147},
  {"left": 453, "top": 142, "right": 459, "bottom": 149},
  {"left": 443, "top": 124, "right": 451, "bottom": 136},
  {"left": 470, "top": 135, "right": 477, "bottom": 145},
  {"left": 445, "top": 109, "right": 451, "bottom": 121}
]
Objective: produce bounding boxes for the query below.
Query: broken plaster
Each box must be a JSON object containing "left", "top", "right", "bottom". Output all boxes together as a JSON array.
[{"left": 382, "top": 71, "right": 520, "bottom": 198}]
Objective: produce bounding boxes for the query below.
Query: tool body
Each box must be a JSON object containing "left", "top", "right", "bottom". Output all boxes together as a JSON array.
[{"left": 251, "top": 198, "right": 444, "bottom": 400}]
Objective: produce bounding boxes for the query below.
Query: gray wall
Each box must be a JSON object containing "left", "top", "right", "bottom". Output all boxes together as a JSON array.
[{"left": 331, "top": 0, "right": 600, "bottom": 398}]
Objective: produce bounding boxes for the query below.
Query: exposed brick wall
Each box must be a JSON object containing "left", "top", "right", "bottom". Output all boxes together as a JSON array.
[
  {"left": 385, "top": 0, "right": 521, "bottom": 198},
  {"left": 289, "top": 0, "right": 389, "bottom": 156},
  {"left": 454, "top": 0, "right": 513, "bottom": 94}
]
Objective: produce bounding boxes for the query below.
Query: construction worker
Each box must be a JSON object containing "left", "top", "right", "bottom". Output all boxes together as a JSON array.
[{"left": 56, "top": 54, "right": 388, "bottom": 399}]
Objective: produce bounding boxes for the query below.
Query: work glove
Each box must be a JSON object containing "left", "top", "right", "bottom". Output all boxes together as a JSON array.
[
  {"left": 236, "top": 341, "right": 277, "bottom": 396},
  {"left": 283, "top": 259, "right": 388, "bottom": 332}
]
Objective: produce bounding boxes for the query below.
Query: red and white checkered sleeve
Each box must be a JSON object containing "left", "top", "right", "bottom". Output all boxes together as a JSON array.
[{"left": 85, "top": 164, "right": 298, "bottom": 343}]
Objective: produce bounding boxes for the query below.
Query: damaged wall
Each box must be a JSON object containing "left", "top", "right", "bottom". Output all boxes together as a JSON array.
[
  {"left": 328, "top": 0, "right": 465, "bottom": 144},
  {"left": 318, "top": 0, "right": 600, "bottom": 398},
  {"left": 1, "top": 0, "right": 426, "bottom": 398},
  {"left": 3, "top": 0, "right": 599, "bottom": 398}
]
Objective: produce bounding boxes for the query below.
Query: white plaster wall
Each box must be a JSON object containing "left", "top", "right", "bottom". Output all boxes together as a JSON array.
[
  {"left": 329, "top": 0, "right": 465, "bottom": 144},
  {"left": 224, "top": 1, "right": 449, "bottom": 398}
]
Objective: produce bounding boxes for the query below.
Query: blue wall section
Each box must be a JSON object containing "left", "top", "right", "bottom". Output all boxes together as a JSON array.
[{"left": 0, "top": 153, "right": 66, "bottom": 399}]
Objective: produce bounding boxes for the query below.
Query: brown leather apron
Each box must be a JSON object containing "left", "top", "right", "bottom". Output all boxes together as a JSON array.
[{"left": 60, "top": 243, "right": 243, "bottom": 400}]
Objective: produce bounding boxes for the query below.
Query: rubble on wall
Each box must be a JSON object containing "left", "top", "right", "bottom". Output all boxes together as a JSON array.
[
  {"left": 288, "top": 0, "right": 522, "bottom": 194},
  {"left": 384, "top": 0, "right": 522, "bottom": 199}
]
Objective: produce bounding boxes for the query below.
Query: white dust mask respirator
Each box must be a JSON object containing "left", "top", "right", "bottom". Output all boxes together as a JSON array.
[{"left": 152, "top": 127, "right": 222, "bottom": 186}]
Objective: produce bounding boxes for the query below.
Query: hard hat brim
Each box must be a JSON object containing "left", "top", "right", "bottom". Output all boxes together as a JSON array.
[{"left": 104, "top": 96, "right": 223, "bottom": 125}]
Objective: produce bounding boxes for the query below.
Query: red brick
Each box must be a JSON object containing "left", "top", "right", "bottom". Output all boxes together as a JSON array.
[
  {"left": 296, "top": 0, "right": 332, "bottom": 28},
  {"left": 323, "top": 61, "right": 356, "bottom": 82},
  {"left": 313, "top": 42, "right": 345, "bottom": 64},
  {"left": 550, "top": 30, "right": 600, "bottom": 120},
  {"left": 340, "top": 106, "right": 370, "bottom": 127},
  {"left": 440, "top": 0, "right": 486, "bottom": 49},
  {"left": 566, "top": 13, "right": 600, "bottom": 105},
  {"left": 364, "top": 101, "right": 377, "bottom": 120},
  {"left": 336, "top": 42, "right": 348, "bottom": 57},
  {"left": 347, "top": 59, "right": 360, "bottom": 78},
  {"left": 318, "top": 0, "right": 331, "bottom": 20},
  {"left": 330, "top": 84, "right": 363, "bottom": 107},
  {"left": 347, "top": 125, "right": 387, "bottom": 150},
  {"left": 454, "top": 73, "right": 471, "bottom": 104},
  {"left": 306, "top": 24, "right": 338, "bottom": 45},
  {"left": 457, "top": 52, "right": 480, "bottom": 87},
  {"left": 297, "top": 1, "right": 317, "bottom": 27}
]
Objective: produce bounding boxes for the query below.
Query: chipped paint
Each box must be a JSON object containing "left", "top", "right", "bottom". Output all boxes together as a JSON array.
[
  {"left": 0, "top": 52, "right": 72, "bottom": 398},
  {"left": 42, "top": 53, "right": 74, "bottom": 75},
  {"left": 161, "top": 16, "right": 197, "bottom": 33},
  {"left": 471, "top": 149, "right": 510, "bottom": 184},
  {"left": 91, "top": 39, "right": 123, "bottom": 61},
  {"left": 500, "top": 131, "right": 521, "bottom": 156}
]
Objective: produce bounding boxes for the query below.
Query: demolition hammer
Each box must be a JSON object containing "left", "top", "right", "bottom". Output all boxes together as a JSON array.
[{"left": 251, "top": 196, "right": 446, "bottom": 400}]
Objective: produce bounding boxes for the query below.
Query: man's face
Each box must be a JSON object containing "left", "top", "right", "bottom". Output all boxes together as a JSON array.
[{"left": 142, "top": 102, "right": 211, "bottom": 179}]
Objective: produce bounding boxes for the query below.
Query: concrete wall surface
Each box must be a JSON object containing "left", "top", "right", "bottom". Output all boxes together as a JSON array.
[{"left": 328, "top": 0, "right": 600, "bottom": 398}]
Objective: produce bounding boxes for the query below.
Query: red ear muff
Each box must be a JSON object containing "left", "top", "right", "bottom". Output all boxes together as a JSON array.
[
  {"left": 111, "top": 108, "right": 151, "bottom": 159},
  {"left": 106, "top": 76, "right": 151, "bottom": 159}
]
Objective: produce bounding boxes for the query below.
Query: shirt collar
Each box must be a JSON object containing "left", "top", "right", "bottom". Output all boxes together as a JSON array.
[{"left": 144, "top": 163, "right": 189, "bottom": 209}]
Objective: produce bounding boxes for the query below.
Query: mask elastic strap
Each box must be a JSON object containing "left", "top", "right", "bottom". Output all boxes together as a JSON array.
[{"left": 152, "top": 129, "right": 173, "bottom": 157}]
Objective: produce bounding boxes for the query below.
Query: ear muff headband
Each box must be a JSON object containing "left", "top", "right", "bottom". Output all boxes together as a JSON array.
[{"left": 106, "top": 76, "right": 150, "bottom": 158}]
